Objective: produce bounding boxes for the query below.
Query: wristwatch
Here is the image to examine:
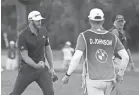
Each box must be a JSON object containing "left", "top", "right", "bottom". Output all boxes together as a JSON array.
[{"left": 65, "top": 72, "right": 71, "bottom": 76}]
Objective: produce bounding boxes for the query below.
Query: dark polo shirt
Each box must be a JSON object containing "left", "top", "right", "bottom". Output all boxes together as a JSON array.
[
  {"left": 110, "top": 26, "right": 128, "bottom": 59},
  {"left": 17, "top": 26, "right": 49, "bottom": 67},
  {"left": 109, "top": 26, "right": 128, "bottom": 49}
]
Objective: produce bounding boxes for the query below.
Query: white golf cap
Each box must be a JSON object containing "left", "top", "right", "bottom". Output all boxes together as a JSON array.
[
  {"left": 28, "top": 11, "right": 45, "bottom": 21},
  {"left": 66, "top": 41, "right": 71, "bottom": 46},
  {"left": 88, "top": 8, "right": 104, "bottom": 21},
  {"left": 115, "top": 15, "right": 125, "bottom": 21},
  {"left": 10, "top": 41, "right": 15, "bottom": 45}
]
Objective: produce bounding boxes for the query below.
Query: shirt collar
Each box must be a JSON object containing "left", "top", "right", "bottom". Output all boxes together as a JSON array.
[{"left": 29, "top": 28, "right": 38, "bottom": 36}]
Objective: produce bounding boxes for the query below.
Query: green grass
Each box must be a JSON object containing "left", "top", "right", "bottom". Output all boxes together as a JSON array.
[
  {"left": 1, "top": 70, "right": 139, "bottom": 95},
  {"left": 1, "top": 50, "right": 139, "bottom": 95}
]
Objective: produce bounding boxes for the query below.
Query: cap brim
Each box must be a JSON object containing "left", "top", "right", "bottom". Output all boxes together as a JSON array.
[
  {"left": 32, "top": 16, "right": 45, "bottom": 21},
  {"left": 88, "top": 16, "right": 104, "bottom": 21},
  {"left": 116, "top": 19, "right": 125, "bottom": 22}
]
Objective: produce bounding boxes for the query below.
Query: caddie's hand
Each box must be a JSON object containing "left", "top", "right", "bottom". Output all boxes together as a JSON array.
[
  {"left": 112, "top": 75, "right": 123, "bottom": 88},
  {"left": 129, "top": 63, "right": 135, "bottom": 72},
  {"left": 116, "top": 75, "right": 123, "bottom": 84},
  {"left": 62, "top": 75, "right": 70, "bottom": 84},
  {"left": 35, "top": 61, "right": 45, "bottom": 69}
]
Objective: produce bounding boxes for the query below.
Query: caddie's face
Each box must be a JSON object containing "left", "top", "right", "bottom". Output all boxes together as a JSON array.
[
  {"left": 33, "top": 20, "right": 41, "bottom": 28},
  {"left": 115, "top": 20, "right": 125, "bottom": 29}
]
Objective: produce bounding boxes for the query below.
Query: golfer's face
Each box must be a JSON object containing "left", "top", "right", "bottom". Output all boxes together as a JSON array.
[{"left": 34, "top": 20, "right": 41, "bottom": 28}]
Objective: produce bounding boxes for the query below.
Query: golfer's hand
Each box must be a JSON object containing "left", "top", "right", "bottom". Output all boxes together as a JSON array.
[
  {"left": 62, "top": 75, "right": 70, "bottom": 84},
  {"left": 52, "top": 74, "right": 58, "bottom": 82},
  {"left": 50, "top": 69, "right": 58, "bottom": 82},
  {"left": 35, "top": 61, "right": 45, "bottom": 69}
]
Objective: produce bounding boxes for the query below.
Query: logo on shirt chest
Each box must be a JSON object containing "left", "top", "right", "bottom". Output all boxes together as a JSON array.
[{"left": 95, "top": 49, "right": 108, "bottom": 63}]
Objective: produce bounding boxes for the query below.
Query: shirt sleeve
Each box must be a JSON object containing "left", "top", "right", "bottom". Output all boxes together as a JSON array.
[
  {"left": 44, "top": 29, "right": 50, "bottom": 46},
  {"left": 121, "top": 38, "right": 129, "bottom": 50},
  {"left": 120, "top": 32, "right": 129, "bottom": 50},
  {"left": 45, "top": 38, "right": 50, "bottom": 46},
  {"left": 114, "top": 36, "right": 125, "bottom": 53},
  {"left": 17, "top": 35, "right": 28, "bottom": 51},
  {"left": 75, "top": 33, "right": 86, "bottom": 52},
  {"left": 111, "top": 29, "right": 119, "bottom": 37}
]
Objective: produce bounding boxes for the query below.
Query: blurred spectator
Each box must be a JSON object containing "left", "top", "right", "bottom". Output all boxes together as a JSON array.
[
  {"left": 110, "top": 15, "right": 135, "bottom": 72},
  {"left": 62, "top": 41, "right": 74, "bottom": 69},
  {"left": 3, "top": 32, "right": 9, "bottom": 48},
  {"left": 1, "top": 67, "right": 4, "bottom": 72},
  {"left": 6, "top": 41, "right": 18, "bottom": 70}
]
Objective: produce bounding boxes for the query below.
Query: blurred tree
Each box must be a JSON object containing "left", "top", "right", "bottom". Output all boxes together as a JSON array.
[
  {"left": 2, "top": 0, "right": 17, "bottom": 49},
  {"left": 18, "top": 0, "right": 39, "bottom": 5},
  {"left": 16, "top": 0, "right": 27, "bottom": 34},
  {"left": 1, "top": 0, "right": 139, "bottom": 50},
  {"left": 70, "top": 0, "right": 84, "bottom": 40},
  {"left": 40, "top": 0, "right": 54, "bottom": 31}
]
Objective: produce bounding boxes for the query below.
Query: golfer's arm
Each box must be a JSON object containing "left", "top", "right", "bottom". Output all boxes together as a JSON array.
[
  {"left": 45, "top": 45, "right": 54, "bottom": 69},
  {"left": 117, "top": 49, "right": 129, "bottom": 76},
  {"left": 67, "top": 50, "right": 83, "bottom": 75},
  {"left": 20, "top": 50, "right": 37, "bottom": 68}
]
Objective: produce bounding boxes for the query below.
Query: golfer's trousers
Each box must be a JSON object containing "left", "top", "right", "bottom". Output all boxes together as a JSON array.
[{"left": 10, "top": 64, "right": 54, "bottom": 95}]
